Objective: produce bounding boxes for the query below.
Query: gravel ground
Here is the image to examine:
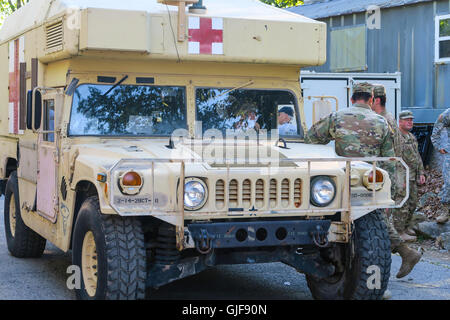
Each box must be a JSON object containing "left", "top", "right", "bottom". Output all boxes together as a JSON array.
[{"left": 0, "top": 195, "right": 448, "bottom": 300}]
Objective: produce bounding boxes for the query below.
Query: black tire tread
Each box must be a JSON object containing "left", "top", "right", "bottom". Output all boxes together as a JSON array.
[
  {"left": 351, "top": 210, "right": 391, "bottom": 300},
  {"left": 80, "top": 197, "right": 146, "bottom": 300},
  {"left": 306, "top": 210, "right": 391, "bottom": 300}
]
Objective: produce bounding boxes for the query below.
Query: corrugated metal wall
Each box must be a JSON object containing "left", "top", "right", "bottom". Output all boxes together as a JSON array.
[{"left": 306, "top": 0, "right": 450, "bottom": 123}]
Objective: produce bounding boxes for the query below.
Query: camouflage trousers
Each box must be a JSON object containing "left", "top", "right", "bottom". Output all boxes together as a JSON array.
[
  {"left": 440, "top": 154, "right": 450, "bottom": 204},
  {"left": 392, "top": 181, "right": 418, "bottom": 232},
  {"left": 382, "top": 210, "right": 403, "bottom": 251}
]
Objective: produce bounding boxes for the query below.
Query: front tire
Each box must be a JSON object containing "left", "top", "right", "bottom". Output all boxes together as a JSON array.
[
  {"left": 4, "top": 171, "right": 46, "bottom": 258},
  {"left": 306, "top": 210, "right": 391, "bottom": 300},
  {"left": 72, "top": 196, "right": 147, "bottom": 300}
]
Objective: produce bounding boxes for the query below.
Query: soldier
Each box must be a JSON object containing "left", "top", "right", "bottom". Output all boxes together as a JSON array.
[
  {"left": 371, "top": 85, "right": 401, "bottom": 155},
  {"left": 305, "top": 82, "right": 422, "bottom": 279},
  {"left": 371, "top": 85, "right": 401, "bottom": 198},
  {"left": 393, "top": 111, "right": 426, "bottom": 240},
  {"left": 278, "top": 106, "right": 297, "bottom": 136},
  {"left": 371, "top": 87, "right": 425, "bottom": 240},
  {"left": 430, "top": 108, "right": 450, "bottom": 224}
]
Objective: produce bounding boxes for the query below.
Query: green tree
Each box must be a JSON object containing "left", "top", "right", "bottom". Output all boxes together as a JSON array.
[
  {"left": 259, "top": 0, "right": 303, "bottom": 8},
  {"left": 1, "top": 0, "right": 29, "bottom": 25}
]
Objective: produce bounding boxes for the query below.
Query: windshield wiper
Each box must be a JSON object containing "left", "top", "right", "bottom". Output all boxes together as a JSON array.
[
  {"left": 103, "top": 75, "right": 129, "bottom": 97},
  {"left": 217, "top": 80, "right": 254, "bottom": 98}
]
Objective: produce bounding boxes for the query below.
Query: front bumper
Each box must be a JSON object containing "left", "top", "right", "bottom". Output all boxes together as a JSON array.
[{"left": 187, "top": 219, "right": 331, "bottom": 251}]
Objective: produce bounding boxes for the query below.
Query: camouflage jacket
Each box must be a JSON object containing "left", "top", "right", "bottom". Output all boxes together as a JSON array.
[
  {"left": 380, "top": 110, "right": 402, "bottom": 156},
  {"left": 305, "top": 103, "right": 395, "bottom": 158},
  {"left": 431, "top": 108, "right": 450, "bottom": 153},
  {"left": 398, "top": 130, "right": 425, "bottom": 181}
]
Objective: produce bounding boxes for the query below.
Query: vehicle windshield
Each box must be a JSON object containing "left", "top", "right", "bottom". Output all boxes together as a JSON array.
[
  {"left": 69, "top": 84, "right": 187, "bottom": 136},
  {"left": 196, "top": 88, "right": 303, "bottom": 138}
]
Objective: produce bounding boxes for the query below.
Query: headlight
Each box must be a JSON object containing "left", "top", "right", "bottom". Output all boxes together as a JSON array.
[
  {"left": 184, "top": 178, "right": 208, "bottom": 210},
  {"left": 119, "top": 171, "right": 143, "bottom": 195},
  {"left": 310, "top": 176, "right": 336, "bottom": 207},
  {"left": 350, "top": 169, "right": 361, "bottom": 186},
  {"left": 363, "top": 169, "right": 384, "bottom": 191}
]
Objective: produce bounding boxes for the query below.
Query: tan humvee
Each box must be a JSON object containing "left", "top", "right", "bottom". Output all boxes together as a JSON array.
[{"left": 0, "top": 0, "right": 408, "bottom": 300}]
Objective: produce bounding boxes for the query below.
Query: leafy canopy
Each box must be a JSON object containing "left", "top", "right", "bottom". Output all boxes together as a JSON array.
[
  {"left": 259, "top": 0, "right": 303, "bottom": 8},
  {"left": 1, "top": 0, "right": 28, "bottom": 25},
  {"left": 0, "top": 1, "right": 303, "bottom": 26}
]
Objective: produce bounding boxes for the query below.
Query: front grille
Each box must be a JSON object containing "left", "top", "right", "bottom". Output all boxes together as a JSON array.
[
  {"left": 294, "top": 178, "right": 302, "bottom": 207},
  {"left": 270, "top": 179, "right": 277, "bottom": 208},
  {"left": 228, "top": 179, "right": 238, "bottom": 207},
  {"left": 215, "top": 179, "right": 225, "bottom": 210},
  {"left": 255, "top": 179, "right": 264, "bottom": 208},
  {"left": 242, "top": 179, "right": 251, "bottom": 207},
  {"left": 281, "top": 178, "right": 290, "bottom": 207},
  {"left": 215, "top": 178, "right": 302, "bottom": 211}
]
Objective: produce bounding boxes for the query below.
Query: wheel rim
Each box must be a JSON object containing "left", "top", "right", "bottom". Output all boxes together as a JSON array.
[
  {"left": 81, "top": 231, "right": 98, "bottom": 297},
  {"left": 9, "top": 193, "right": 16, "bottom": 238}
]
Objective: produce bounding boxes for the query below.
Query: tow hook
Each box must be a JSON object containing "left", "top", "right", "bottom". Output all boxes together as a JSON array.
[
  {"left": 310, "top": 225, "right": 329, "bottom": 248},
  {"left": 195, "top": 228, "right": 213, "bottom": 254}
]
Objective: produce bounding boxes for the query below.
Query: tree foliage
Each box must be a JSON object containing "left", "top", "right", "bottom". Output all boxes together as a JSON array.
[
  {"left": 0, "top": 0, "right": 28, "bottom": 25},
  {"left": 259, "top": 0, "right": 303, "bottom": 8}
]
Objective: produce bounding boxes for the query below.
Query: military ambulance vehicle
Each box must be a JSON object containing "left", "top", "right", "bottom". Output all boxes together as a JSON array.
[{"left": 0, "top": 0, "right": 407, "bottom": 300}]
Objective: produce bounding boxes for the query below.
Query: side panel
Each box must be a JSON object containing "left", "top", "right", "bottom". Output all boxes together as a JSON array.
[
  {"left": 0, "top": 137, "right": 17, "bottom": 179},
  {"left": 301, "top": 78, "right": 348, "bottom": 128},
  {"left": 36, "top": 140, "right": 57, "bottom": 221},
  {"left": 80, "top": 9, "right": 149, "bottom": 52}
]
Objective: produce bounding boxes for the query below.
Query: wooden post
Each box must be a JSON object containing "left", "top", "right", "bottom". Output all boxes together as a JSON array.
[
  {"left": 178, "top": 1, "right": 186, "bottom": 42},
  {"left": 157, "top": 0, "right": 199, "bottom": 42}
]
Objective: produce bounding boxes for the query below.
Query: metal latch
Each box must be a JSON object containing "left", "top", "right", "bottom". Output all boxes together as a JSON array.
[{"left": 310, "top": 225, "right": 329, "bottom": 248}]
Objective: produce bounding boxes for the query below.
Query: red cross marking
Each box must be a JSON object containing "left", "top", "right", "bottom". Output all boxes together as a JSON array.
[
  {"left": 189, "top": 17, "right": 223, "bottom": 55},
  {"left": 9, "top": 39, "right": 19, "bottom": 134}
]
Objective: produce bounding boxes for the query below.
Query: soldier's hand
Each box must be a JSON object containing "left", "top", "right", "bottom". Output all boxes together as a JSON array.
[
  {"left": 419, "top": 175, "right": 426, "bottom": 185},
  {"left": 439, "top": 149, "right": 448, "bottom": 154}
]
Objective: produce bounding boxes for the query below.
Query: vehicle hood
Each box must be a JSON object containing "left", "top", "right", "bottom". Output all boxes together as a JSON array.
[{"left": 68, "top": 138, "right": 342, "bottom": 171}]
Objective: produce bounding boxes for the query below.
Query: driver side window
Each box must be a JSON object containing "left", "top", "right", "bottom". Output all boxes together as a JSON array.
[{"left": 43, "top": 99, "right": 55, "bottom": 142}]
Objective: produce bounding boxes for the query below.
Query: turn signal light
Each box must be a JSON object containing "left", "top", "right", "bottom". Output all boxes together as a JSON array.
[
  {"left": 363, "top": 169, "right": 385, "bottom": 191},
  {"left": 368, "top": 170, "right": 384, "bottom": 183},
  {"left": 122, "top": 171, "right": 142, "bottom": 186}
]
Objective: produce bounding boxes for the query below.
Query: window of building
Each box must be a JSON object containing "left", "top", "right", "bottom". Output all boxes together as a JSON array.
[
  {"left": 436, "top": 14, "right": 450, "bottom": 63},
  {"left": 330, "top": 25, "right": 366, "bottom": 72}
]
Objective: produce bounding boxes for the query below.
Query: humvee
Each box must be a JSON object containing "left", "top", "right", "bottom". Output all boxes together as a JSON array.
[{"left": 0, "top": 0, "right": 408, "bottom": 300}]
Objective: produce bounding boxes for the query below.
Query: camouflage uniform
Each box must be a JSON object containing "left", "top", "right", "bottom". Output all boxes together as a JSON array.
[
  {"left": 430, "top": 108, "right": 450, "bottom": 204},
  {"left": 373, "top": 85, "right": 403, "bottom": 197},
  {"left": 305, "top": 82, "right": 403, "bottom": 250},
  {"left": 373, "top": 85, "right": 402, "bottom": 155},
  {"left": 391, "top": 112, "right": 425, "bottom": 232}
]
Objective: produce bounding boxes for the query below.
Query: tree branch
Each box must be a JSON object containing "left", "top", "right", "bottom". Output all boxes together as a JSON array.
[{"left": 7, "top": 0, "right": 16, "bottom": 11}]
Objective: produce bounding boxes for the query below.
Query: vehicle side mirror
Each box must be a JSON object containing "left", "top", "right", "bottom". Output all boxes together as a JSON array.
[
  {"left": 33, "top": 90, "right": 42, "bottom": 131},
  {"left": 26, "top": 90, "right": 32, "bottom": 130}
]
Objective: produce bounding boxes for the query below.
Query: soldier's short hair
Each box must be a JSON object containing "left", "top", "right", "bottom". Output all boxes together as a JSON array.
[
  {"left": 375, "top": 95, "right": 386, "bottom": 106},
  {"left": 373, "top": 84, "right": 387, "bottom": 106},
  {"left": 351, "top": 82, "right": 373, "bottom": 103},
  {"left": 351, "top": 92, "right": 372, "bottom": 103}
]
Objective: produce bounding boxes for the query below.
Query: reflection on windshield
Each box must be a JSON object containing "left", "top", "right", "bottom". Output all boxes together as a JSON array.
[
  {"left": 69, "top": 84, "right": 186, "bottom": 136},
  {"left": 196, "top": 88, "right": 302, "bottom": 137}
]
